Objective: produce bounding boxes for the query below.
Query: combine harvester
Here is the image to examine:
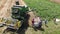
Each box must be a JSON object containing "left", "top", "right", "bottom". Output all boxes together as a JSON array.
[
  {"left": 1, "top": 0, "right": 29, "bottom": 33},
  {"left": 8, "top": 0, "right": 35, "bottom": 30},
  {"left": 9, "top": 0, "right": 29, "bottom": 30}
]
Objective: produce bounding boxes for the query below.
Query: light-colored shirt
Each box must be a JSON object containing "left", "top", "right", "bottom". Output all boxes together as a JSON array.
[{"left": 33, "top": 17, "right": 41, "bottom": 27}]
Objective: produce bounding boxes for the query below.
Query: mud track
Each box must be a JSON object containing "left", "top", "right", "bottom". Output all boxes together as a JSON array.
[
  {"left": 0, "top": 0, "right": 7, "bottom": 10},
  {"left": 0, "top": 0, "right": 15, "bottom": 18}
]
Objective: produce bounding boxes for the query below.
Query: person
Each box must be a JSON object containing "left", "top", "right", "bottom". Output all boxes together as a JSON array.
[
  {"left": 32, "top": 16, "right": 42, "bottom": 28},
  {"left": 37, "top": 16, "right": 42, "bottom": 28}
]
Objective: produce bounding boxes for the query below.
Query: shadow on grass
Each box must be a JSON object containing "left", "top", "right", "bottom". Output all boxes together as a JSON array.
[
  {"left": 45, "top": 25, "right": 48, "bottom": 27},
  {"left": 17, "top": 14, "right": 30, "bottom": 34},
  {"left": 33, "top": 27, "right": 45, "bottom": 31}
]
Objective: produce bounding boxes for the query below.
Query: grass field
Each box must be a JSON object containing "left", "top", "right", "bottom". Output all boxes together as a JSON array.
[
  {"left": 23, "top": 0, "right": 60, "bottom": 34},
  {"left": 25, "top": 21, "right": 60, "bottom": 34},
  {"left": 0, "top": 0, "right": 60, "bottom": 34},
  {"left": 24, "top": 0, "right": 60, "bottom": 20}
]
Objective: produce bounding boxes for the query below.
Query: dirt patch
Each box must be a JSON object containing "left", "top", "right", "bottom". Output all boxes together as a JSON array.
[
  {"left": 50, "top": 0, "right": 60, "bottom": 3},
  {"left": 0, "top": 0, "right": 15, "bottom": 18},
  {"left": 0, "top": 0, "right": 7, "bottom": 10},
  {"left": 28, "top": 11, "right": 35, "bottom": 26},
  {"left": 19, "top": 0, "right": 27, "bottom": 6}
]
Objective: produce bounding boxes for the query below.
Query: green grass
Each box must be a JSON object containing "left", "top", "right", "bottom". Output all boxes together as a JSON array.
[
  {"left": 24, "top": 0, "right": 60, "bottom": 34},
  {"left": 25, "top": 21, "right": 60, "bottom": 34},
  {"left": 42, "top": 21, "right": 60, "bottom": 34},
  {"left": 24, "top": 0, "right": 60, "bottom": 20}
]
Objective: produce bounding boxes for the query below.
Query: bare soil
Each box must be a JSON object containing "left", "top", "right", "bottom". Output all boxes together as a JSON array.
[
  {"left": 0, "top": 0, "right": 16, "bottom": 34},
  {"left": 0, "top": 0, "right": 15, "bottom": 18},
  {"left": 50, "top": 0, "right": 60, "bottom": 3}
]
